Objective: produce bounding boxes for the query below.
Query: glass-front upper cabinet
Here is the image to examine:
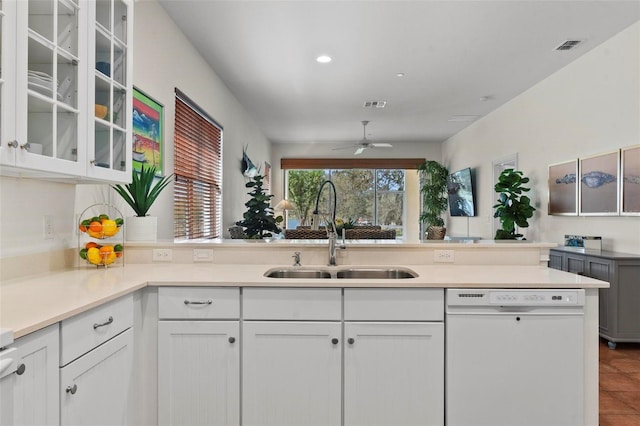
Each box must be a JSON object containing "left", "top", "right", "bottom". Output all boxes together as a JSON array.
[
  {"left": 0, "top": 0, "right": 18, "bottom": 166},
  {"left": 11, "top": 0, "right": 88, "bottom": 175},
  {"left": 86, "top": 0, "right": 132, "bottom": 182}
]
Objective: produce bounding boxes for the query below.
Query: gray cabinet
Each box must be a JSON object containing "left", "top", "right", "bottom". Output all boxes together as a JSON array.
[{"left": 549, "top": 248, "right": 640, "bottom": 348}]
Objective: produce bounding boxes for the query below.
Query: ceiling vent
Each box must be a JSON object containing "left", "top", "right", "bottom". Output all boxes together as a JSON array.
[
  {"left": 363, "top": 101, "right": 387, "bottom": 108},
  {"left": 555, "top": 40, "right": 582, "bottom": 51}
]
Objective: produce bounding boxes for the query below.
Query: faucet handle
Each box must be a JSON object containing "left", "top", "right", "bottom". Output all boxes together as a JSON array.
[{"left": 292, "top": 251, "right": 301, "bottom": 266}]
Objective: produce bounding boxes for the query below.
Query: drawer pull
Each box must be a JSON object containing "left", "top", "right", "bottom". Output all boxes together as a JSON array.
[
  {"left": 66, "top": 384, "right": 78, "bottom": 394},
  {"left": 15, "top": 363, "right": 26, "bottom": 376},
  {"left": 183, "top": 299, "right": 213, "bottom": 305},
  {"left": 93, "top": 316, "right": 114, "bottom": 330},
  {"left": 348, "top": 338, "right": 355, "bottom": 345},
  {"left": 228, "top": 337, "right": 236, "bottom": 344}
]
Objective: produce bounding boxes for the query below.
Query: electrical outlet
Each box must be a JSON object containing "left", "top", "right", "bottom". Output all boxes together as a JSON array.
[
  {"left": 434, "top": 249, "right": 455, "bottom": 263},
  {"left": 43, "top": 215, "right": 54, "bottom": 239},
  {"left": 193, "top": 249, "right": 214, "bottom": 262},
  {"left": 152, "top": 248, "right": 173, "bottom": 262}
]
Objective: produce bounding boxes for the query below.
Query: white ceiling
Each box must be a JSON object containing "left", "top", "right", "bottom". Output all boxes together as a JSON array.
[{"left": 158, "top": 1, "right": 640, "bottom": 147}]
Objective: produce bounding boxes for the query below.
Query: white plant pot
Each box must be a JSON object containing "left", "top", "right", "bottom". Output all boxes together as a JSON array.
[{"left": 125, "top": 216, "right": 157, "bottom": 242}]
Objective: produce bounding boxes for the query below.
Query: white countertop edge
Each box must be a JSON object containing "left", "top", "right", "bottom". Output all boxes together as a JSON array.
[{"left": 0, "top": 263, "right": 607, "bottom": 339}]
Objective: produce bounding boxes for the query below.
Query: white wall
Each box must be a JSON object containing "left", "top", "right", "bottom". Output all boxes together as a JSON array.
[
  {"left": 77, "top": 0, "right": 272, "bottom": 240},
  {"left": 442, "top": 22, "right": 640, "bottom": 254}
]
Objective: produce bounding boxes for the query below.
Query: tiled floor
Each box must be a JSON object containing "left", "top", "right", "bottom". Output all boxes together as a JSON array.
[{"left": 599, "top": 339, "right": 640, "bottom": 426}]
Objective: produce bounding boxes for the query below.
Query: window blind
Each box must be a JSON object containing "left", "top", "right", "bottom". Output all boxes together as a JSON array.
[
  {"left": 174, "top": 90, "right": 223, "bottom": 239},
  {"left": 281, "top": 158, "right": 425, "bottom": 170}
]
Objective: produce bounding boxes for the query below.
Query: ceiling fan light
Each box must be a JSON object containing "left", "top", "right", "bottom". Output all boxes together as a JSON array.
[{"left": 316, "top": 55, "right": 332, "bottom": 63}]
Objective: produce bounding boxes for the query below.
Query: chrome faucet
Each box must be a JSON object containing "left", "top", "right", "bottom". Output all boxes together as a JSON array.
[
  {"left": 292, "top": 251, "right": 301, "bottom": 267},
  {"left": 313, "top": 180, "right": 345, "bottom": 265}
]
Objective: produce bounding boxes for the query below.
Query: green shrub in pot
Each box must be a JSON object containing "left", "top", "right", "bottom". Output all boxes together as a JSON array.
[
  {"left": 112, "top": 166, "right": 173, "bottom": 217},
  {"left": 493, "top": 168, "right": 536, "bottom": 240},
  {"left": 418, "top": 160, "right": 449, "bottom": 239}
]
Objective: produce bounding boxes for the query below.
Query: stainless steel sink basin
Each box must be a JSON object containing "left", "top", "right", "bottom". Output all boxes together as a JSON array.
[
  {"left": 336, "top": 267, "right": 418, "bottom": 279},
  {"left": 264, "top": 268, "right": 332, "bottom": 279},
  {"left": 264, "top": 267, "right": 418, "bottom": 279}
]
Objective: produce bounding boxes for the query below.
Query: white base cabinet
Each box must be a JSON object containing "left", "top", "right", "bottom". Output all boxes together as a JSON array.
[
  {"left": 0, "top": 324, "right": 59, "bottom": 426},
  {"left": 343, "top": 322, "right": 444, "bottom": 426},
  {"left": 242, "top": 321, "right": 342, "bottom": 426},
  {"left": 157, "top": 321, "right": 240, "bottom": 426},
  {"left": 60, "top": 328, "right": 133, "bottom": 426}
]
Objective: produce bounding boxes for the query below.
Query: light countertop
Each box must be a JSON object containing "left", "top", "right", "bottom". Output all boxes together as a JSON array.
[{"left": 0, "top": 262, "right": 607, "bottom": 339}]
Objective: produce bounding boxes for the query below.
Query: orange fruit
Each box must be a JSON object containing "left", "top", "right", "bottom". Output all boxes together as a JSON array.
[
  {"left": 89, "top": 221, "right": 102, "bottom": 233},
  {"left": 99, "top": 245, "right": 114, "bottom": 255},
  {"left": 79, "top": 224, "right": 87, "bottom": 232},
  {"left": 86, "top": 242, "right": 100, "bottom": 249}
]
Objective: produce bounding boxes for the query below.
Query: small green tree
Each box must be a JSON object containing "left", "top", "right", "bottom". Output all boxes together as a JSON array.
[
  {"left": 236, "top": 175, "right": 282, "bottom": 238},
  {"left": 493, "top": 169, "right": 536, "bottom": 240}
]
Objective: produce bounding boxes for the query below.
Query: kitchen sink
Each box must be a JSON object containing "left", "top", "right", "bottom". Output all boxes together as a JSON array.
[
  {"left": 336, "top": 267, "right": 418, "bottom": 279},
  {"left": 264, "top": 267, "right": 418, "bottom": 279},
  {"left": 264, "top": 268, "right": 332, "bottom": 279}
]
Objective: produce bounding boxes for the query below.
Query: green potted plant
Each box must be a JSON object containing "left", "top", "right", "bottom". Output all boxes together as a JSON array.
[
  {"left": 418, "top": 160, "right": 449, "bottom": 239},
  {"left": 236, "top": 175, "right": 283, "bottom": 239},
  {"left": 112, "top": 165, "right": 173, "bottom": 241},
  {"left": 493, "top": 168, "right": 536, "bottom": 240}
]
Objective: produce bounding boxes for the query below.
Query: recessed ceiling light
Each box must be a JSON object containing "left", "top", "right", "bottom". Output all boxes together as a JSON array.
[
  {"left": 316, "top": 55, "right": 332, "bottom": 63},
  {"left": 396, "top": 73, "right": 405, "bottom": 78},
  {"left": 479, "top": 95, "right": 494, "bottom": 102}
]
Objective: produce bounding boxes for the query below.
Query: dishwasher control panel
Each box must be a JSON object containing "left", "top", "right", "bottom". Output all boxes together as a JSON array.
[
  {"left": 488, "top": 290, "right": 583, "bottom": 306},
  {"left": 447, "top": 289, "right": 585, "bottom": 307}
]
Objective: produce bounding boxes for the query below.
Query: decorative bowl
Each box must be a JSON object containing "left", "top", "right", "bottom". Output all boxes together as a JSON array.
[{"left": 79, "top": 214, "right": 123, "bottom": 239}]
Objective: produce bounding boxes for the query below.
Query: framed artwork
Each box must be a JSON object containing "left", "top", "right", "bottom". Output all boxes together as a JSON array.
[
  {"left": 621, "top": 144, "right": 640, "bottom": 215},
  {"left": 132, "top": 87, "right": 164, "bottom": 175},
  {"left": 548, "top": 159, "right": 578, "bottom": 215},
  {"left": 264, "top": 162, "right": 271, "bottom": 194},
  {"left": 579, "top": 150, "right": 620, "bottom": 216}
]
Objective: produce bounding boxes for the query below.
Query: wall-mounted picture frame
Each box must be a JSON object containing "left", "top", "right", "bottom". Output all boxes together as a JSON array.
[
  {"left": 132, "top": 87, "right": 164, "bottom": 176},
  {"left": 621, "top": 144, "right": 640, "bottom": 215},
  {"left": 548, "top": 159, "right": 578, "bottom": 215},
  {"left": 579, "top": 150, "right": 620, "bottom": 216}
]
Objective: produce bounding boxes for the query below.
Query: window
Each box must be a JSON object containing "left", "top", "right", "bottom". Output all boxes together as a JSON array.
[
  {"left": 173, "top": 89, "right": 223, "bottom": 239},
  {"left": 284, "top": 166, "right": 416, "bottom": 239}
]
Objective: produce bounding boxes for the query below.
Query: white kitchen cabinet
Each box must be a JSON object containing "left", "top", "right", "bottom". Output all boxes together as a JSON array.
[
  {"left": 157, "top": 287, "right": 241, "bottom": 426},
  {"left": 0, "top": 0, "right": 132, "bottom": 182},
  {"left": 242, "top": 321, "right": 342, "bottom": 426},
  {"left": 343, "top": 322, "right": 444, "bottom": 426},
  {"left": 59, "top": 294, "right": 133, "bottom": 426},
  {"left": 85, "top": 0, "right": 133, "bottom": 182},
  {"left": 0, "top": 324, "right": 60, "bottom": 426},
  {"left": 60, "top": 328, "right": 133, "bottom": 426},
  {"left": 158, "top": 321, "right": 239, "bottom": 426}
]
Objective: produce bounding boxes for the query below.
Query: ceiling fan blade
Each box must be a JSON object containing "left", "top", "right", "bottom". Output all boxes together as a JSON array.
[
  {"left": 332, "top": 145, "right": 356, "bottom": 151},
  {"left": 371, "top": 143, "right": 393, "bottom": 148},
  {"left": 354, "top": 146, "right": 366, "bottom": 155}
]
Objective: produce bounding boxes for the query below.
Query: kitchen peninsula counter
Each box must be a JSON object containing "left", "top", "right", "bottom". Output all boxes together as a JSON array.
[{"left": 1, "top": 261, "right": 607, "bottom": 339}]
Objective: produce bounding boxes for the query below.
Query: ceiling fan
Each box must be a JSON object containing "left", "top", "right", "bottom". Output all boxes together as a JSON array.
[{"left": 333, "top": 121, "right": 393, "bottom": 155}]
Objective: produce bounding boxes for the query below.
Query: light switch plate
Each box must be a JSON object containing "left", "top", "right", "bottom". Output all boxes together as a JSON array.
[
  {"left": 152, "top": 249, "right": 173, "bottom": 262},
  {"left": 193, "top": 249, "right": 214, "bottom": 262},
  {"left": 434, "top": 249, "right": 455, "bottom": 263}
]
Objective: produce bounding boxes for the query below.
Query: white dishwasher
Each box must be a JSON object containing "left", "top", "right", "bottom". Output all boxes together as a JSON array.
[{"left": 446, "top": 288, "right": 585, "bottom": 426}]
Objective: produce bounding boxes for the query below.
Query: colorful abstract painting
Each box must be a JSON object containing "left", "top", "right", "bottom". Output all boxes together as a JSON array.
[{"left": 132, "top": 88, "right": 164, "bottom": 175}]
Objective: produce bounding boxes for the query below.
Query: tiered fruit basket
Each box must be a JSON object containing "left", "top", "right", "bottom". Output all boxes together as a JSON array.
[{"left": 78, "top": 204, "right": 124, "bottom": 268}]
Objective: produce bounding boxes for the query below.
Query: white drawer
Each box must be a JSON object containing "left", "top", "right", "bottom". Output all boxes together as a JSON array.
[
  {"left": 158, "top": 287, "right": 239, "bottom": 320},
  {"left": 344, "top": 288, "right": 444, "bottom": 321},
  {"left": 243, "top": 288, "right": 342, "bottom": 320},
  {"left": 60, "top": 294, "right": 133, "bottom": 366}
]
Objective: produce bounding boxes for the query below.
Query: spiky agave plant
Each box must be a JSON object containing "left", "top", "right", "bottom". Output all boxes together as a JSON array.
[{"left": 112, "top": 166, "right": 173, "bottom": 217}]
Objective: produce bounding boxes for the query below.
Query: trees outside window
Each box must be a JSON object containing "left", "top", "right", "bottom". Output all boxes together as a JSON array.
[{"left": 285, "top": 169, "right": 405, "bottom": 237}]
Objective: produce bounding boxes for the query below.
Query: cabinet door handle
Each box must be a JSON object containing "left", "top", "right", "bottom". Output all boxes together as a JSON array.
[
  {"left": 15, "top": 363, "right": 26, "bottom": 376},
  {"left": 228, "top": 337, "right": 236, "bottom": 344},
  {"left": 93, "top": 316, "right": 113, "bottom": 329},
  {"left": 20, "top": 142, "right": 31, "bottom": 151},
  {"left": 7, "top": 140, "right": 18, "bottom": 148},
  {"left": 66, "top": 384, "right": 78, "bottom": 395},
  {"left": 183, "top": 299, "right": 213, "bottom": 305},
  {"left": 347, "top": 338, "right": 355, "bottom": 345},
  {"left": 331, "top": 338, "right": 339, "bottom": 345}
]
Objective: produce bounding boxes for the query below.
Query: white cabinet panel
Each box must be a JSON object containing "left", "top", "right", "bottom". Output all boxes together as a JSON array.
[
  {"left": 243, "top": 288, "right": 341, "bottom": 320},
  {"left": 343, "top": 322, "right": 444, "bottom": 426},
  {"left": 60, "top": 328, "right": 133, "bottom": 426},
  {"left": 344, "top": 288, "right": 444, "bottom": 321},
  {"left": 158, "top": 321, "right": 239, "bottom": 426},
  {"left": 242, "top": 321, "right": 342, "bottom": 426},
  {"left": 0, "top": 324, "right": 59, "bottom": 426},
  {"left": 158, "top": 287, "right": 240, "bottom": 320}
]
